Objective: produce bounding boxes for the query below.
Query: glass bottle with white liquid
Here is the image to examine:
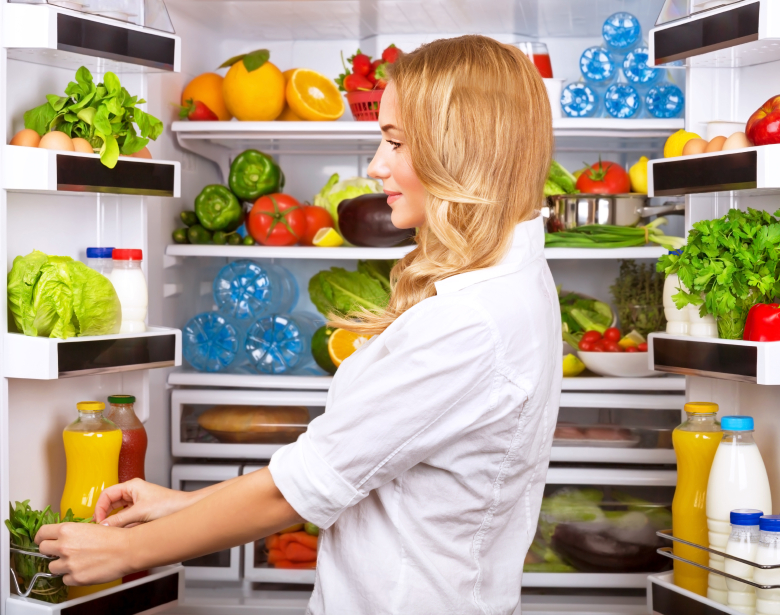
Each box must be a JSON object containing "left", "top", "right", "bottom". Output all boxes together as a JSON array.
[
  {"left": 754, "top": 516, "right": 780, "bottom": 615},
  {"left": 108, "top": 249, "right": 148, "bottom": 333},
  {"left": 727, "top": 509, "right": 764, "bottom": 615}
]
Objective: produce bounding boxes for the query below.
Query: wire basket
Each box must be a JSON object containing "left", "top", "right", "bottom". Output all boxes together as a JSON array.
[
  {"left": 9, "top": 543, "right": 68, "bottom": 603},
  {"left": 346, "top": 90, "right": 384, "bottom": 121}
]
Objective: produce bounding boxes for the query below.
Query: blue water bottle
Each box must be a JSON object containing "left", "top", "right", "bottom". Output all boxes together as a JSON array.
[
  {"left": 580, "top": 46, "right": 617, "bottom": 87},
  {"left": 182, "top": 312, "right": 242, "bottom": 373},
  {"left": 602, "top": 12, "right": 642, "bottom": 58},
  {"left": 622, "top": 47, "right": 661, "bottom": 89},
  {"left": 213, "top": 260, "right": 298, "bottom": 322},
  {"left": 604, "top": 83, "right": 641, "bottom": 119},
  {"left": 560, "top": 82, "right": 600, "bottom": 118},
  {"left": 645, "top": 83, "right": 685, "bottom": 118},
  {"left": 244, "top": 312, "right": 323, "bottom": 375}
]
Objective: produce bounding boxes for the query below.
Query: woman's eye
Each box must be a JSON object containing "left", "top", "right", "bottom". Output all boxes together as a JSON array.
[{"left": 386, "top": 140, "right": 401, "bottom": 150}]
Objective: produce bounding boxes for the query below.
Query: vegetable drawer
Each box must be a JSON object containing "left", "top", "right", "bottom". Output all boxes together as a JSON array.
[
  {"left": 171, "top": 465, "right": 242, "bottom": 582},
  {"left": 648, "top": 571, "right": 740, "bottom": 615},
  {"left": 171, "top": 389, "right": 326, "bottom": 460}
]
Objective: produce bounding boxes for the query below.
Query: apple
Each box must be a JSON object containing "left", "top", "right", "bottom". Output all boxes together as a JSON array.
[{"left": 746, "top": 95, "right": 780, "bottom": 146}]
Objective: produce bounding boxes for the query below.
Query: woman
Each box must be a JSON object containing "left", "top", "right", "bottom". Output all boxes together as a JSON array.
[{"left": 36, "top": 35, "right": 561, "bottom": 614}]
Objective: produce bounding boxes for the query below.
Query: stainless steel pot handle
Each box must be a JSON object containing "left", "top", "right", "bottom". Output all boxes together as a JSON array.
[{"left": 638, "top": 201, "right": 685, "bottom": 218}]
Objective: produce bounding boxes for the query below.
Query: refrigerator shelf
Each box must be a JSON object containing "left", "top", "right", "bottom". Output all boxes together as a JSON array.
[
  {"left": 4, "top": 3, "right": 181, "bottom": 73},
  {"left": 4, "top": 147, "right": 181, "bottom": 197},
  {"left": 648, "top": 145, "right": 780, "bottom": 197},
  {"left": 546, "top": 467, "right": 677, "bottom": 486},
  {"left": 523, "top": 572, "right": 650, "bottom": 589},
  {"left": 649, "top": 571, "right": 745, "bottom": 615},
  {"left": 550, "top": 447, "right": 676, "bottom": 465},
  {"left": 6, "top": 565, "right": 184, "bottom": 615},
  {"left": 560, "top": 392, "right": 684, "bottom": 410},
  {"left": 561, "top": 375, "right": 685, "bottom": 391},
  {"left": 648, "top": 332, "right": 780, "bottom": 385},
  {"left": 649, "top": 0, "right": 777, "bottom": 68},
  {"left": 4, "top": 327, "right": 181, "bottom": 380},
  {"left": 242, "top": 565, "right": 315, "bottom": 585}
]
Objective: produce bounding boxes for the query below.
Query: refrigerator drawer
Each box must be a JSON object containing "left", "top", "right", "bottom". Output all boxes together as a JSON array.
[
  {"left": 171, "top": 465, "right": 242, "bottom": 582},
  {"left": 171, "top": 389, "right": 326, "bottom": 460},
  {"left": 648, "top": 571, "right": 739, "bottom": 615},
  {"left": 6, "top": 565, "right": 183, "bottom": 615}
]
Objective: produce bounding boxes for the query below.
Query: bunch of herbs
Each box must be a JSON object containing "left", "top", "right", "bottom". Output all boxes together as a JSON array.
[
  {"left": 24, "top": 66, "right": 163, "bottom": 169},
  {"left": 610, "top": 259, "right": 666, "bottom": 337}
]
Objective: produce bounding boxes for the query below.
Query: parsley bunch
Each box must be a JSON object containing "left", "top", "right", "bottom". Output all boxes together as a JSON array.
[{"left": 657, "top": 208, "right": 780, "bottom": 339}]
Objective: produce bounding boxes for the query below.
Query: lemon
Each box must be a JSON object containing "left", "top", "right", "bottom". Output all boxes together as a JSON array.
[
  {"left": 562, "top": 353, "right": 586, "bottom": 378},
  {"left": 629, "top": 156, "right": 649, "bottom": 193},
  {"left": 618, "top": 330, "right": 646, "bottom": 349},
  {"left": 286, "top": 68, "right": 345, "bottom": 121},
  {"left": 222, "top": 59, "right": 285, "bottom": 121},
  {"left": 328, "top": 328, "right": 372, "bottom": 367},
  {"left": 664, "top": 129, "right": 702, "bottom": 158},
  {"left": 313, "top": 227, "right": 344, "bottom": 247}
]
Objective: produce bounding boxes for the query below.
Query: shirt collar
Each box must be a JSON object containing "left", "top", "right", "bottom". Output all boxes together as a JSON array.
[{"left": 434, "top": 214, "right": 545, "bottom": 296}]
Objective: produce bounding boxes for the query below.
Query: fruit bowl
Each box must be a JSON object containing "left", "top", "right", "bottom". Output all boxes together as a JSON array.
[{"left": 577, "top": 351, "right": 658, "bottom": 378}]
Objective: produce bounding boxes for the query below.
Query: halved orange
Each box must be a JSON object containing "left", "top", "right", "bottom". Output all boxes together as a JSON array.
[
  {"left": 327, "top": 328, "right": 372, "bottom": 367},
  {"left": 286, "top": 68, "right": 345, "bottom": 121}
]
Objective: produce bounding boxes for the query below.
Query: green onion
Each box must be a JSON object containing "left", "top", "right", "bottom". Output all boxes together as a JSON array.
[{"left": 545, "top": 218, "right": 685, "bottom": 251}]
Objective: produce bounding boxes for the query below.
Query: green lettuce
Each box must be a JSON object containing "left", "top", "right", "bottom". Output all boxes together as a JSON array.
[
  {"left": 8, "top": 250, "right": 121, "bottom": 339},
  {"left": 309, "top": 265, "right": 390, "bottom": 318},
  {"left": 313, "top": 173, "right": 383, "bottom": 227}
]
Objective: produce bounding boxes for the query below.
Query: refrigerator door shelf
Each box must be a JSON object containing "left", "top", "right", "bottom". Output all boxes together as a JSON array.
[
  {"left": 6, "top": 565, "right": 184, "bottom": 615},
  {"left": 3, "top": 327, "right": 181, "bottom": 379},
  {"left": 4, "top": 2, "right": 181, "bottom": 72},
  {"left": 4, "top": 147, "right": 181, "bottom": 198},
  {"left": 523, "top": 572, "right": 650, "bottom": 588},
  {"left": 649, "top": 570, "right": 743, "bottom": 615}
]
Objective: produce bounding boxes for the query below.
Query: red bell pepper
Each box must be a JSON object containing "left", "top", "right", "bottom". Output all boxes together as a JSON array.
[{"left": 743, "top": 303, "right": 780, "bottom": 341}]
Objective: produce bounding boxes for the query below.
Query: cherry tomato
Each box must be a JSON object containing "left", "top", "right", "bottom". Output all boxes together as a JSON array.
[
  {"left": 603, "top": 340, "right": 622, "bottom": 352},
  {"left": 299, "top": 205, "right": 334, "bottom": 246},
  {"left": 582, "top": 330, "right": 602, "bottom": 343},
  {"left": 578, "top": 340, "right": 594, "bottom": 352},
  {"left": 604, "top": 327, "right": 621, "bottom": 342},
  {"left": 625, "top": 346, "right": 639, "bottom": 353},
  {"left": 591, "top": 341, "right": 606, "bottom": 352},
  {"left": 637, "top": 342, "right": 648, "bottom": 352},
  {"left": 247, "top": 194, "right": 307, "bottom": 246}
]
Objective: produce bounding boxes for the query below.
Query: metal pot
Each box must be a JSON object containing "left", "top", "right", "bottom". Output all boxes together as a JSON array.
[{"left": 545, "top": 194, "right": 684, "bottom": 232}]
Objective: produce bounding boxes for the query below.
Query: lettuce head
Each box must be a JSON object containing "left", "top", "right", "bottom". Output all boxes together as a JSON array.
[{"left": 313, "top": 173, "right": 383, "bottom": 228}]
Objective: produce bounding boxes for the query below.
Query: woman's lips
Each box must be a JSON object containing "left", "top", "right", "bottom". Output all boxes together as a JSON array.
[{"left": 385, "top": 191, "right": 401, "bottom": 205}]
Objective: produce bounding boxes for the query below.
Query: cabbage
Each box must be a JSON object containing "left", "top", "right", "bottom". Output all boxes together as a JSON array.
[
  {"left": 313, "top": 173, "right": 383, "bottom": 227},
  {"left": 8, "top": 250, "right": 121, "bottom": 339}
]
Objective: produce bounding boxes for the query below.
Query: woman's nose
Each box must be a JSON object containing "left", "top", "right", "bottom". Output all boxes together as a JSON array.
[{"left": 367, "top": 148, "right": 389, "bottom": 181}]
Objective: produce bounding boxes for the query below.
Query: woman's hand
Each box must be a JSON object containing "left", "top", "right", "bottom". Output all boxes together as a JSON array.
[
  {"left": 94, "top": 479, "right": 193, "bottom": 528},
  {"left": 35, "top": 523, "right": 132, "bottom": 586}
]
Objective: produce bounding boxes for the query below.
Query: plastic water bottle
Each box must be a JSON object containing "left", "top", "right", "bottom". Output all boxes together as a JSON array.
[
  {"left": 604, "top": 83, "right": 641, "bottom": 119},
  {"left": 623, "top": 47, "right": 661, "bottom": 88},
  {"left": 86, "top": 247, "right": 114, "bottom": 276},
  {"left": 245, "top": 312, "right": 323, "bottom": 375},
  {"left": 560, "top": 82, "right": 600, "bottom": 118},
  {"left": 755, "top": 516, "right": 780, "bottom": 615},
  {"left": 726, "top": 509, "right": 763, "bottom": 614},
  {"left": 645, "top": 83, "right": 685, "bottom": 118},
  {"left": 579, "top": 46, "right": 616, "bottom": 86},
  {"left": 213, "top": 260, "right": 298, "bottom": 322},
  {"left": 602, "top": 12, "right": 642, "bottom": 57},
  {"left": 183, "top": 312, "right": 242, "bottom": 373}
]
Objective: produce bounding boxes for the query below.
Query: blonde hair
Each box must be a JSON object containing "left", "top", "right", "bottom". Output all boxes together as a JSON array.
[{"left": 333, "top": 35, "right": 553, "bottom": 335}]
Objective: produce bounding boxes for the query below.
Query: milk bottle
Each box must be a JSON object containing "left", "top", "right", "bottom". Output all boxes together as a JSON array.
[
  {"left": 754, "top": 516, "right": 780, "bottom": 615},
  {"left": 706, "top": 416, "right": 772, "bottom": 605},
  {"left": 727, "top": 509, "right": 764, "bottom": 615}
]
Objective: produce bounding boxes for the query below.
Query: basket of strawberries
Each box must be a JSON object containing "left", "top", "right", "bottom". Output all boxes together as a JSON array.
[{"left": 336, "top": 44, "right": 401, "bottom": 121}]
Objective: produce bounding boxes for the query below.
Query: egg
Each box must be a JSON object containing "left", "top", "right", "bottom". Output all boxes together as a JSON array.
[
  {"left": 682, "top": 138, "right": 708, "bottom": 156},
  {"left": 39, "top": 131, "right": 75, "bottom": 152},
  {"left": 10, "top": 129, "right": 41, "bottom": 148},
  {"left": 71, "top": 138, "right": 94, "bottom": 154},
  {"left": 704, "top": 135, "right": 727, "bottom": 153},
  {"left": 722, "top": 131, "right": 751, "bottom": 151},
  {"left": 131, "top": 147, "right": 152, "bottom": 159}
]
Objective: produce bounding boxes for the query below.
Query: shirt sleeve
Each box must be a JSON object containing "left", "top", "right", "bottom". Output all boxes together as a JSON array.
[{"left": 269, "top": 296, "right": 497, "bottom": 529}]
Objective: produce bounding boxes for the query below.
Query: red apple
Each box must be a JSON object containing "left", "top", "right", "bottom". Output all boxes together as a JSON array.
[{"left": 746, "top": 96, "right": 780, "bottom": 146}]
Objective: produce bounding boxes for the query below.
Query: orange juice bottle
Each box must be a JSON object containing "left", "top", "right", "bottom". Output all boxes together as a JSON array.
[
  {"left": 61, "top": 401, "right": 123, "bottom": 598},
  {"left": 672, "top": 401, "right": 723, "bottom": 596}
]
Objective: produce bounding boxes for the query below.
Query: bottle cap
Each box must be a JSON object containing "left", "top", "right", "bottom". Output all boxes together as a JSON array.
[
  {"left": 760, "top": 516, "right": 780, "bottom": 532},
  {"left": 721, "top": 415, "right": 754, "bottom": 431},
  {"left": 684, "top": 401, "right": 718, "bottom": 414},
  {"left": 108, "top": 395, "right": 136, "bottom": 404},
  {"left": 86, "top": 247, "right": 115, "bottom": 259},
  {"left": 731, "top": 509, "right": 764, "bottom": 526},
  {"left": 76, "top": 401, "right": 105, "bottom": 413},
  {"left": 112, "top": 249, "right": 143, "bottom": 261}
]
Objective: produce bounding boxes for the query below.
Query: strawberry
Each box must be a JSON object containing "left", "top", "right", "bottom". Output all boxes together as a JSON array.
[
  {"left": 374, "top": 62, "right": 389, "bottom": 89},
  {"left": 382, "top": 44, "right": 400, "bottom": 63},
  {"left": 375, "top": 79, "right": 388, "bottom": 90},
  {"left": 351, "top": 53, "right": 372, "bottom": 76},
  {"left": 179, "top": 99, "right": 218, "bottom": 121},
  {"left": 371, "top": 59, "right": 384, "bottom": 71},
  {"left": 366, "top": 70, "right": 377, "bottom": 85},
  {"left": 343, "top": 73, "right": 373, "bottom": 92}
]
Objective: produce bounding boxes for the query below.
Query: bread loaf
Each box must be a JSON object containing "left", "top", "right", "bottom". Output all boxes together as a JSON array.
[{"left": 197, "top": 405, "right": 310, "bottom": 444}]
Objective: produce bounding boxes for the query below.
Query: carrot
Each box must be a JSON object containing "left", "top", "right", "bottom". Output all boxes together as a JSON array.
[
  {"left": 285, "top": 541, "right": 318, "bottom": 563},
  {"left": 273, "top": 560, "right": 316, "bottom": 569},
  {"left": 279, "top": 531, "right": 318, "bottom": 552},
  {"left": 265, "top": 534, "right": 280, "bottom": 550},
  {"left": 267, "top": 549, "right": 285, "bottom": 564},
  {"left": 279, "top": 523, "right": 304, "bottom": 534}
]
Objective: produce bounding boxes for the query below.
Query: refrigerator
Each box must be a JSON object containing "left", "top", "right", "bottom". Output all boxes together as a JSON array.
[{"left": 0, "top": 0, "right": 762, "bottom": 613}]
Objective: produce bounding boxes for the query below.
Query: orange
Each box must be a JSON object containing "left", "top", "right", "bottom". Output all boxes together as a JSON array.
[
  {"left": 182, "top": 73, "right": 232, "bottom": 121},
  {"left": 327, "top": 328, "right": 372, "bottom": 367},
  {"left": 277, "top": 69, "right": 303, "bottom": 121},
  {"left": 223, "top": 60, "right": 285, "bottom": 121},
  {"left": 286, "top": 69, "right": 344, "bottom": 121}
]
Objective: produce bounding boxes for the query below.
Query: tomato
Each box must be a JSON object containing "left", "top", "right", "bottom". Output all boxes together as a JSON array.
[
  {"left": 247, "top": 194, "right": 307, "bottom": 246},
  {"left": 602, "top": 340, "right": 622, "bottom": 352},
  {"left": 575, "top": 158, "right": 631, "bottom": 194},
  {"left": 603, "top": 327, "right": 621, "bottom": 342},
  {"left": 637, "top": 342, "right": 648, "bottom": 352},
  {"left": 625, "top": 346, "right": 639, "bottom": 353},
  {"left": 578, "top": 340, "right": 594, "bottom": 352},
  {"left": 299, "top": 206, "right": 334, "bottom": 246},
  {"left": 591, "top": 341, "right": 606, "bottom": 352},
  {"left": 582, "top": 330, "right": 602, "bottom": 343}
]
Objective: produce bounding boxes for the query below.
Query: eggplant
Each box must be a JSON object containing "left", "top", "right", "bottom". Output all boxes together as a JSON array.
[{"left": 337, "top": 193, "right": 416, "bottom": 248}]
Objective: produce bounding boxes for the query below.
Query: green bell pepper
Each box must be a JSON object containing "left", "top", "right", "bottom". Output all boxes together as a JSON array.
[
  {"left": 228, "top": 149, "right": 284, "bottom": 202},
  {"left": 194, "top": 185, "right": 244, "bottom": 231}
]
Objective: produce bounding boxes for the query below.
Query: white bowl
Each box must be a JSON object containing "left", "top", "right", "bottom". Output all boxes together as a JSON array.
[
  {"left": 577, "top": 351, "right": 659, "bottom": 378},
  {"left": 706, "top": 120, "right": 746, "bottom": 141}
]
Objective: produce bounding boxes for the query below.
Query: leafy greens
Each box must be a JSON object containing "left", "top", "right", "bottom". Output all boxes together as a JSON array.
[
  {"left": 309, "top": 261, "right": 393, "bottom": 318},
  {"left": 24, "top": 66, "right": 163, "bottom": 168}
]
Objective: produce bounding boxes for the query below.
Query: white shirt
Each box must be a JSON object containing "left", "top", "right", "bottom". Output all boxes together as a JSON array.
[{"left": 270, "top": 214, "right": 562, "bottom": 615}]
